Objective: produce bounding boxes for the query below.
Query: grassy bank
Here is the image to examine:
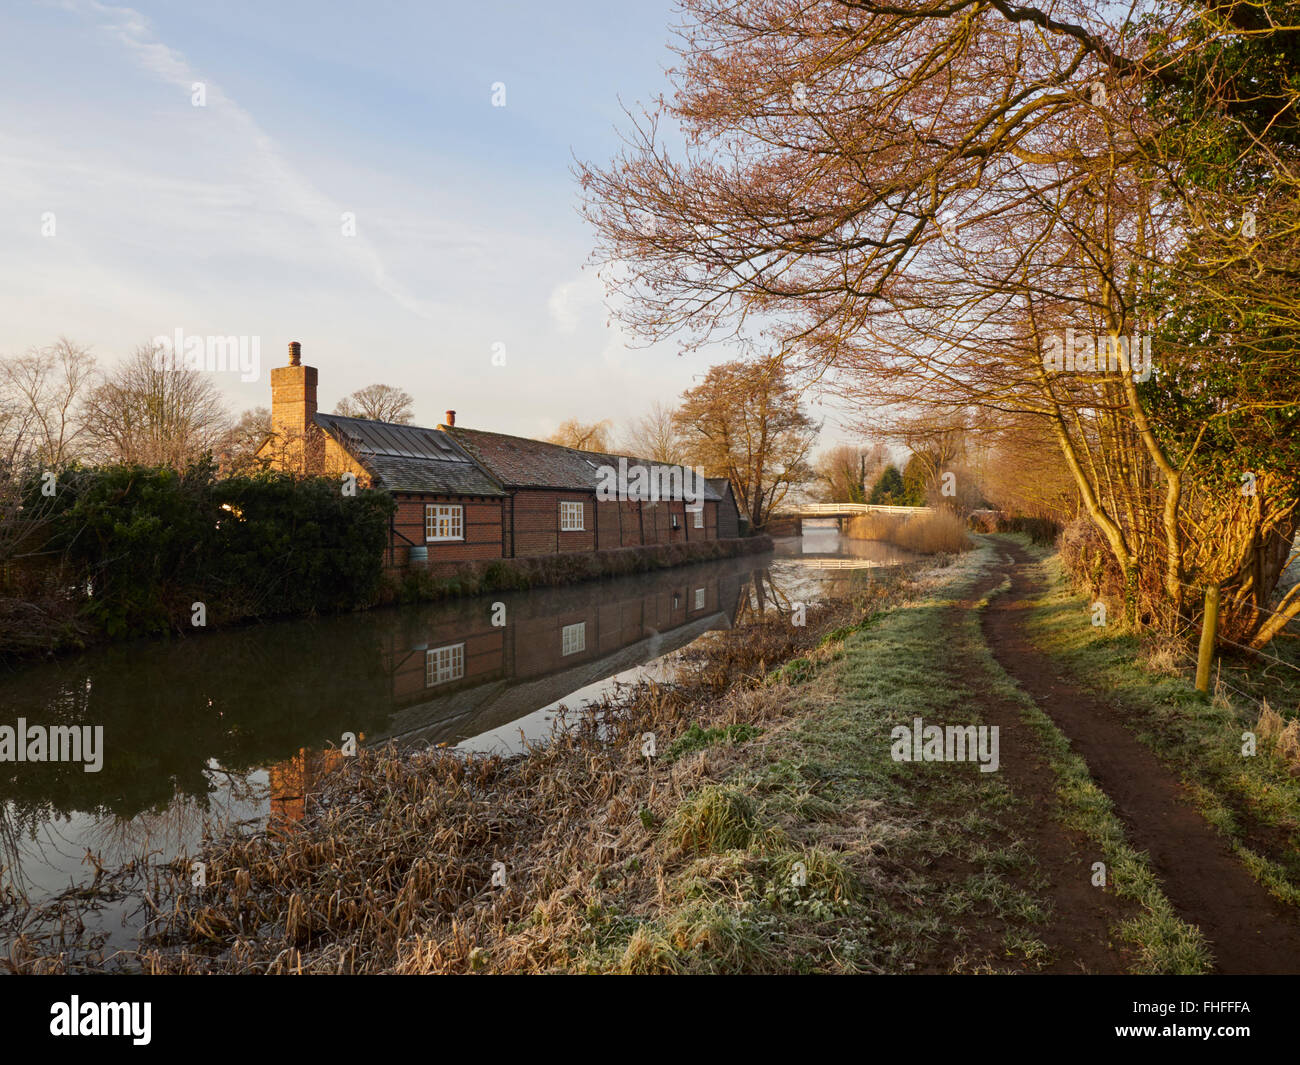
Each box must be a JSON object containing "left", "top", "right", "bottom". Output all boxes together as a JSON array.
[
  {"left": 9, "top": 541, "right": 1214, "bottom": 974},
  {"left": 845, "top": 510, "right": 972, "bottom": 554}
]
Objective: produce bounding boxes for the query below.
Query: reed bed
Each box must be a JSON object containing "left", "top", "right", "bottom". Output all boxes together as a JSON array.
[
  {"left": 845, "top": 510, "right": 972, "bottom": 554},
  {"left": 6, "top": 572, "right": 910, "bottom": 975}
]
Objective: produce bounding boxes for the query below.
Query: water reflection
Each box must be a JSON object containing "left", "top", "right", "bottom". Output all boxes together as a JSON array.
[
  {"left": 0, "top": 557, "right": 757, "bottom": 833},
  {"left": 0, "top": 530, "right": 914, "bottom": 936},
  {"left": 269, "top": 748, "right": 350, "bottom": 832},
  {"left": 783, "top": 522, "right": 920, "bottom": 565}
]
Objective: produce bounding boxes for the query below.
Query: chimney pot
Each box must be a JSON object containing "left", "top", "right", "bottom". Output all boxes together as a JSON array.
[
  {"left": 288, "top": 341, "right": 302, "bottom": 366},
  {"left": 445, "top": 410, "right": 456, "bottom": 427}
]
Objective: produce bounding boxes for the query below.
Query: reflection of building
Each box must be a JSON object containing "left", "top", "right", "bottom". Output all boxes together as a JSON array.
[
  {"left": 269, "top": 747, "right": 349, "bottom": 828},
  {"left": 263, "top": 563, "right": 750, "bottom": 823},
  {"left": 0, "top": 549, "right": 764, "bottom": 832},
  {"left": 372, "top": 565, "right": 748, "bottom": 748}
]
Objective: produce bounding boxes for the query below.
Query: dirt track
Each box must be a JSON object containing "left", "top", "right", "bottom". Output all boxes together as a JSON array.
[{"left": 979, "top": 539, "right": 1300, "bottom": 974}]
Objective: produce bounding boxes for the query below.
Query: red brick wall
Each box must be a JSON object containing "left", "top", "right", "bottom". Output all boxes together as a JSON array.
[
  {"left": 413, "top": 488, "right": 728, "bottom": 562},
  {"left": 642, "top": 502, "right": 674, "bottom": 545},
  {"left": 595, "top": 500, "right": 623, "bottom": 551},
  {"left": 508, "top": 490, "right": 596, "bottom": 557},
  {"left": 391, "top": 494, "right": 504, "bottom": 567},
  {"left": 615, "top": 500, "right": 645, "bottom": 548},
  {"left": 690, "top": 500, "right": 718, "bottom": 541},
  {"left": 588, "top": 498, "right": 720, "bottom": 549}
]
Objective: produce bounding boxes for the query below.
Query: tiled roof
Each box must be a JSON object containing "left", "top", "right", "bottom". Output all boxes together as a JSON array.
[
  {"left": 444, "top": 427, "right": 605, "bottom": 490},
  {"left": 313, "top": 414, "right": 718, "bottom": 502},
  {"left": 315, "top": 413, "right": 504, "bottom": 497},
  {"left": 446, "top": 426, "right": 720, "bottom": 500}
]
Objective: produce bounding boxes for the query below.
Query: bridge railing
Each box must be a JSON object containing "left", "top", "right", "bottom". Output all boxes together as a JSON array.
[{"left": 773, "top": 503, "right": 934, "bottom": 517}]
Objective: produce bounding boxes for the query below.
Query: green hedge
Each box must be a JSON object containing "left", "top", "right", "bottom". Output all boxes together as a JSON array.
[{"left": 30, "top": 462, "right": 395, "bottom": 638}]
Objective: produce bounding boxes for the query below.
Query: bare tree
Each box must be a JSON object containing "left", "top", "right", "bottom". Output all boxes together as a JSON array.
[
  {"left": 675, "top": 356, "right": 817, "bottom": 529},
  {"left": 889, "top": 422, "right": 965, "bottom": 496},
  {"left": 0, "top": 338, "right": 96, "bottom": 468},
  {"left": 621, "top": 401, "right": 684, "bottom": 462},
  {"left": 218, "top": 406, "right": 272, "bottom": 474},
  {"left": 335, "top": 383, "right": 415, "bottom": 424},
  {"left": 812, "top": 443, "right": 887, "bottom": 503},
  {"left": 580, "top": 0, "right": 1300, "bottom": 644},
  {"left": 82, "top": 342, "right": 229, "bottom": 468},
  {"left": 547, "top": 418, "right": 614, "bottom": 452},
  {"left": 967, "top": 412, "right": 1077, "bottom": 523},
  {"left": 0, "top": 376, "right": 27, "bottom": 474}
]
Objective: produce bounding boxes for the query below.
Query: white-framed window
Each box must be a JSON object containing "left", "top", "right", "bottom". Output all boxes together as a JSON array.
[
  {"left": 671, "top": 513, "right": 680, "bottom": 530},
  {"left": 694, "top": 587, "right": 706, "bottom": 610},
  {"left": 561, "top": 622, "right": 586, "bottom": 656},
  {"left": 693, "top": 507, "right": 704, "bottom": 529},
  {"left": 559, "top": 500, "right": 585, "bottom": 531},
  {"left": 426, "top": 643, "right": 464, "bottom": 686},
  {"left": 425, "top": 503, "right": 463, "bottom": 542}
]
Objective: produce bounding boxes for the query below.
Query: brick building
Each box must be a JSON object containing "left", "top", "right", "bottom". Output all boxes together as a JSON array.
[
  {"left": 259, "top": 343, "right": 728, "bottom": 569},
  {"left": 707, "top": 477, "right": 742, "bottom": 539}
]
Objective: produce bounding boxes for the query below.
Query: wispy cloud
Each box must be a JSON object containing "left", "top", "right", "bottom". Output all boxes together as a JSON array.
[{"left": 84, "top": 0, "right": 436, "bottom": 320}]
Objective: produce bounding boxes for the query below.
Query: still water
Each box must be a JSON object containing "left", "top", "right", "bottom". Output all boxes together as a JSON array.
[{"left": 0, "top": 527, "right": 913, "bottom": 955}]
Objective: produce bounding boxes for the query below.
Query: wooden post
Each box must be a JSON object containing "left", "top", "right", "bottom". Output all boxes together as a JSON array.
[{"left": 1196, "top": 584, "right": 1219, "bottom": 693}]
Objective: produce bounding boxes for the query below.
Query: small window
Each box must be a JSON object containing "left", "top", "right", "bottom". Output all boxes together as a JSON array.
[
  {"left": 426, "top": 504, "right": 463, "bottom": 542},
  {"left": 560, "top": 501, "right": 584, "bottom": 531},
  {"left": 561, "top": 622, "right": 586, "bottom": 656},
  {"left": 426, "top": 643, "right": 464, "bottom": 686},
  {"left": 694, "top": 587, "right": 705, "bottom": 610},
  {"left": 671, "top": 513, "right": 680, "bottom": 529},
  {"left": 692, "top": 507, "right": 704, "bottom": 529}
]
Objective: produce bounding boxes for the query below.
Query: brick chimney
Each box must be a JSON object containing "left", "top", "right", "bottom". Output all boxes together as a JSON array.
[
  {"left": 445, "top": 410, "right": 456, "bottom": 427},
  {"left": 270, "top": 340, "right": 321, "bottom": 472}
]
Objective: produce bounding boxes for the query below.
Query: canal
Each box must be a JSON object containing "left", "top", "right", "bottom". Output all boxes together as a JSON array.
[{"left": 0, "top": 527, "right": 914, "bottom": 959}]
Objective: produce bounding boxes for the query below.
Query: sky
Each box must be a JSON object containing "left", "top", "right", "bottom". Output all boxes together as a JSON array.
[{"left": 0, "top": 0, "right": 854, "bottom": 447}]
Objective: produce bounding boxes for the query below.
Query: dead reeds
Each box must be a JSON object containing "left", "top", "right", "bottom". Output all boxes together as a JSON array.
[
  {"left": 6, "top": 570, "right": 912, "bottom": 974},
  {"left": 845, "top": 510, "right": 972, "bottom": 554},
  {"left": 1256, "top": 700, "right": 1300, "bottom": 772}
]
